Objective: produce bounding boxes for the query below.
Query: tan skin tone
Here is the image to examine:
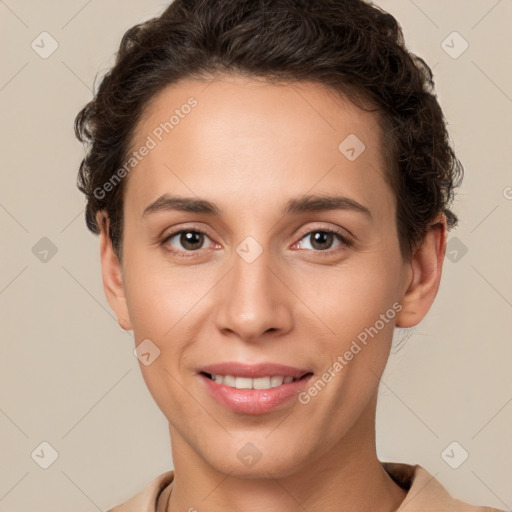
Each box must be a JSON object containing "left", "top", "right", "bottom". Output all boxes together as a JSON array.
[{"left": 96, "top": 76, "right": 447, "bottom": 512}]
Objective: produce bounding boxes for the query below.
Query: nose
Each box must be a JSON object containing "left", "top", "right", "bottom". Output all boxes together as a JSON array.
[{"left": 214, "top": 244, "right": 294, "bottom": 342}]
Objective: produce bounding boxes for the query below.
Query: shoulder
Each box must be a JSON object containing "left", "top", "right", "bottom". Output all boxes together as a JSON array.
[
  {"left": 383, "top": 461, "right": 505, "bottom": 512},
  {"left": 106, "top": 470, "right": 175, "bottom": 512}
]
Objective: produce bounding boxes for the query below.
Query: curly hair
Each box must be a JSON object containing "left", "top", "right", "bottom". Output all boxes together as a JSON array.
[{"left": 75, "top": 0, "right": 463, "bottom": 262}]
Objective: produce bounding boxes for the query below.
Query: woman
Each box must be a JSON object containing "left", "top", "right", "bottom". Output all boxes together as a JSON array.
[{"left": 74, "top": 0, "right": 505, "bottom": 510}]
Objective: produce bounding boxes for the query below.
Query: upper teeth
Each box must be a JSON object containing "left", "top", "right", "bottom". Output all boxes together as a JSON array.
[{"left": 210, "top": 375, "right": 294, "bottom": 389}]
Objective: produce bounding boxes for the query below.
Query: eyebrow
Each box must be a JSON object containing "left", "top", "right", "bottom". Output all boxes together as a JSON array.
[{"left": 141, "top": 193, "right": 372, "bottom": 219}]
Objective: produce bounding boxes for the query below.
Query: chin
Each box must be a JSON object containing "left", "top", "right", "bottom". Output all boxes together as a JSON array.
[{"left": 203, "top": 441, "right": 310, "bottom": 480}]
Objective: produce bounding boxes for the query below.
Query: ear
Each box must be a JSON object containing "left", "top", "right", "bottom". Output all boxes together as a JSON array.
[
  {"left": 395, "top": 214, "right": 447, "bottom": 328},
  {"left": 96, "top": 211, "right": 132, "bottom": 331}
]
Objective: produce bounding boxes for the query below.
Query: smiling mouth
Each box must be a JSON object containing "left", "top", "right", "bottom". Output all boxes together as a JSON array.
[{"left": 200, "top": 372, "right": 313, "bottom": 390}]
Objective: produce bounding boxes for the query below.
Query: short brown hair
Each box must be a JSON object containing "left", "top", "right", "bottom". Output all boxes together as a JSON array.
[{"left": 75, "top": 0, "right": 463, "bottom": 261}]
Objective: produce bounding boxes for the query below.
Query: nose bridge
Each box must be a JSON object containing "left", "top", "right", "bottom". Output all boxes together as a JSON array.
[{"left": 214, "top": 238, "right": 292, "bottom": 340}]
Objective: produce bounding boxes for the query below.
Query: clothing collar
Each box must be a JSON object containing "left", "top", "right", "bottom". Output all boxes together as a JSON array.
[{"left": 108, "top": 461, "right": 502, "bottom": 512}]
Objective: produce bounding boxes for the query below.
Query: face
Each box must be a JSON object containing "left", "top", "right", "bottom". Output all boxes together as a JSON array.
[{"left": 99, "top": 75, "right": 441, "bottom": 478}]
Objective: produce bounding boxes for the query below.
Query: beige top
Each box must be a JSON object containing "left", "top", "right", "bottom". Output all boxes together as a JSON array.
[{"left": 107, "top": 462, "right": 505, "bottom": 512}]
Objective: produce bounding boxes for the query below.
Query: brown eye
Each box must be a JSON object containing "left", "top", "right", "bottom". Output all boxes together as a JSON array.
[
  {"left": 164, "top": 230, "right": 211, "bottom": 252},
  {"left": 297, "top": 229, "right": 350, "bottom": 252},
  {"left": 309, "top": 231, "right": 335, "bottom": 250}
]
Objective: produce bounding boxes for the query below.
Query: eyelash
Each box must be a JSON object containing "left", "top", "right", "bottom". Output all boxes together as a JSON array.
[{"left": 160, "top": 225, "right": 352, "bottom": 258}]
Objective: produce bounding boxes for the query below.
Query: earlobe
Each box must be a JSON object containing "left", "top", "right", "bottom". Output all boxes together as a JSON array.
[
  {"left": 395, "top": 214, "right": 447, "bottom": 328},
  {"left": 96, "top": 211, "right": 133, "bottom": 331}
]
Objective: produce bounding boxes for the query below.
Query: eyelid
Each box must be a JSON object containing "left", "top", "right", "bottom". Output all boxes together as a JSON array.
[{"left": 294, "top": 223, "right": 352, "bottom": 244}]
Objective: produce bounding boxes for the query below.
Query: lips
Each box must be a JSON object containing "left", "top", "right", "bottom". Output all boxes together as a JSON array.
[{"left": 197, "top": 362, "right": 314, "bottom": 415}]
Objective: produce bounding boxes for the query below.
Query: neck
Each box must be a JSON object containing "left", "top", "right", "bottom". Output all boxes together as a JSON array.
[{"left": 165, "top": 393, "right": 407, "bottom": 512}]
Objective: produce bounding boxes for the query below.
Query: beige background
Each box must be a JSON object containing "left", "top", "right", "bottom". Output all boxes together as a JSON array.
[{"left": 0, "top": 0, "right": 511, "bottom": 510}]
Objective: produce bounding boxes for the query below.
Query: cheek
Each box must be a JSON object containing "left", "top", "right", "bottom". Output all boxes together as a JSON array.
[
  {"left": 292, "top": 255, "right": 401, "bottom": 337},
  {"left": 301, "top": 264, "right": 400, "bottom": 397},
  {"left": 121, "top": 239, "right": 210, "bottom": 337},
  {"left": 291, "top": 254, "right": 402, "bottom": 403},
  {"left": 122, "top": 259, "right": 203, "bottom": 418}
]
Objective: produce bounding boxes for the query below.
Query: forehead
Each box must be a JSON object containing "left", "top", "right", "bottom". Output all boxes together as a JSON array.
[{"left": 125, "top": 76, "right": 393, "bottom": 222}]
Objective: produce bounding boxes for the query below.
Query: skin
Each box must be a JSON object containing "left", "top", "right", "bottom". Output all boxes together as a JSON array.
[{"left": 97, "top": 75, "right": 447, "bottom": 512}]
